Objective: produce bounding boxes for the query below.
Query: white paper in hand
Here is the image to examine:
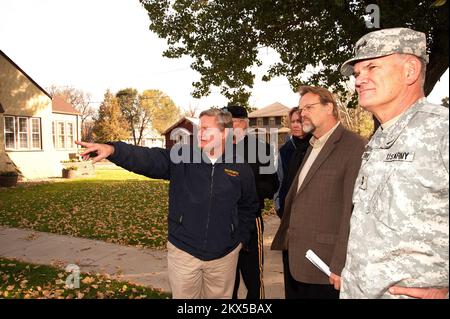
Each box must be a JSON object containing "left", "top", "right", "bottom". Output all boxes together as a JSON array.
[{"left": 305, "top": 249, "right": 331, "bottom": 277}]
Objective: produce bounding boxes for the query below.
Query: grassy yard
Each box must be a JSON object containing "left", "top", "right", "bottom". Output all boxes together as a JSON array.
[
  {"left": 0, "top": 168, "right": 169, "bottom": 249},
  {"left": 0, "top": 166, "right": 275, "bottom": 250},
  {"left": 0, "top": 257, "right": 169, "bottom": 299}
]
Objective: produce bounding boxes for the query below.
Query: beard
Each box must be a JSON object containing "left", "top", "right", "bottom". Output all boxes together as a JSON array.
[{"left": 301, "top": 120, "right": 316, "bottom": 134}]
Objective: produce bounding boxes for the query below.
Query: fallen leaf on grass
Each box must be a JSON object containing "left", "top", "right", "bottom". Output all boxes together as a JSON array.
[{"left": 81, "top": 276, "right": 95, "bottom": 284}]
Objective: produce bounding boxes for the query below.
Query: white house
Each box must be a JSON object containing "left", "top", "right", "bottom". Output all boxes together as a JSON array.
[
  {"left": 124, "top": 127, "right": 165, "bottom": 148},
  {"left": 0, "top": 50, "right": 81, "bottom": 179}
]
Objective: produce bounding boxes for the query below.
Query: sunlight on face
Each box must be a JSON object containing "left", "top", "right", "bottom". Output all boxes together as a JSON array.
[
  {"left": 298, "top": 93, "right": 324, "bottom": 134},
  {"left": 353, "top": 54, "right": 406, "bottom": 112},
  {"left": 197, "top": 115, "right": 225, "bottom": 153}
]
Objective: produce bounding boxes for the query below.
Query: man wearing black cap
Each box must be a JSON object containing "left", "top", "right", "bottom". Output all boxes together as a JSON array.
[{"left": 225, "top": 104, "right": 279, "bottom": 299}]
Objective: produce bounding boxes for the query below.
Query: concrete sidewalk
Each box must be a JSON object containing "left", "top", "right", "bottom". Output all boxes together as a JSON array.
[{"left": 0, "top": 214, "right": 283, "bottom": 298}]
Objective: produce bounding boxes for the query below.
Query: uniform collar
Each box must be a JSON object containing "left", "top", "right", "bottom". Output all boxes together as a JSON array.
[
  {"left": 370, "top": 97, "right": 427, "bottom": 149},
  {"left": 381, "top": 112, "right": 404, "bottom": 130}
]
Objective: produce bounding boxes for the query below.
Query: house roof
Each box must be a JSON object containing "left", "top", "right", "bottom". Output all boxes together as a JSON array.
[
  {"left": 248, "top": 102, "right": 290, "bottom": 118},
  {"left": 0, "top": 50, "right": 52, "bottom": 99},
  {"left": 52, "top": 96, "right": 80, "bottom": 115},
  {"left": 0, "top": 102, "right": 4, "bottom": 113},
  {"left": 162, "top": 116, "right": 199, "bottom": 135}
]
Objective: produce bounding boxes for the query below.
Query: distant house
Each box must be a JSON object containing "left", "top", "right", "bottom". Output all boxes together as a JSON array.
[
  {"left": 0, "top": 50, "right": 81, "bottom": 179},
  {"left": 52, "top": 96, "right": 81, "bottom": 159},
  {"left": 162, "top": 117, "right": 199, "bottom": 149},
  {"left": 248, "top": 102, "right": 291, "bottom": 147},
  {"left": 125, "top": 127, "right": 165, "bottom": 148}
]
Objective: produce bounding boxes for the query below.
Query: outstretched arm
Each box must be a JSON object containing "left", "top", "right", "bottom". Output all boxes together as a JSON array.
[
  {"left": 76, "top": 140, "right": 114, "bottom": 164},
  {"left": 76, "top": 140, "right": 171, "bottom": 180}
]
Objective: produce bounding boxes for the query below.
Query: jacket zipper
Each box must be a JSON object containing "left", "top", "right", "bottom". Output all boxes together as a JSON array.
[{"left": 203, "top": 164, "right": 215, "bottom": 250}]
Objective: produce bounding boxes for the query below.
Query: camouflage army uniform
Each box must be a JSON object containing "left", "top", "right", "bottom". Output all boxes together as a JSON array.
[{"left": 340, "top": 98, "right": 449, "bottom": 299}]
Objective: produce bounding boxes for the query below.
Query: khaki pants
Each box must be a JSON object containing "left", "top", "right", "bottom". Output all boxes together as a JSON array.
[{"left": 167, "top": 241, "right": 242, "bottom": 299}]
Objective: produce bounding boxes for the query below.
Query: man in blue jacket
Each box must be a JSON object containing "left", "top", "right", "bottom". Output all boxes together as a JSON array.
[{"left": 76, "top": 108, "right": 259, "bottom": 299}]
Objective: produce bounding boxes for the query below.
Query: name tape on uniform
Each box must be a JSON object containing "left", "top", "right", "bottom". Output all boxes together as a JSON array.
[{"left": 384, "top": 151, "right": 414, "bottom": 162}]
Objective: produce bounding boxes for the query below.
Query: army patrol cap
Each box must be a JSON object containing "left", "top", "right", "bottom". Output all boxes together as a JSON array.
[
  {"left": 224, "top": 105, "right": 248, "bottom": 119},
  {"left": 340, "top": 27, "right": 429, "bottom": 76}
]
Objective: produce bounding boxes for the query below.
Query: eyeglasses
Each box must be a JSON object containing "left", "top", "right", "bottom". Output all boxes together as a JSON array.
[{"left": 299, "top": 102, "right": 322, "bottom": 113}]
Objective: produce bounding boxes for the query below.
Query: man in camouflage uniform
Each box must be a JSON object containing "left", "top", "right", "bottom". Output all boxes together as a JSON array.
[{"left": 338, "top": 28, "right": 449, "bottom": 299}]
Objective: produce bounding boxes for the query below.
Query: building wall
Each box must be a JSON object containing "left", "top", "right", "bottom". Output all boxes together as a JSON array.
[
  {"left": 125, "top": 128, "right": 165, "bottom": 148},
  {"left": 164, "top": 120, "right": 195, "bottom": 149},
  {"left": 249, "top": 115, "right": 286, "bottom": 130},
  {"left": 248, "top": 115, "right": 288, "bottom": 149},
  {"left": 0, "top": 54, "right": 61, "bottom": 178}
]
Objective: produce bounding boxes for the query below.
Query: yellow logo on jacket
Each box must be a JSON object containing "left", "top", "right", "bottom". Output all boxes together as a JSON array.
[{"left": 224, "top": 168, "right": 239, "bottom": 177}]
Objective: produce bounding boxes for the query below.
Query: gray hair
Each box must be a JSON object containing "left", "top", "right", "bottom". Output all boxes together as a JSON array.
[{"left": 199, "top": 108, "right": 233, "bottom": 131}]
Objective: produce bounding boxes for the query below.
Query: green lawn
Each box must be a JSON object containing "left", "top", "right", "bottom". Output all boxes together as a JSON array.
[
  {"left": 0, "top": 167, "right": 275, "bottom": 249},
  {"left": 0, "top": 168, "right": 169, "bottom": 249},
  {"left": 0, "top": 257, "right": 169, "bottom": 299}
]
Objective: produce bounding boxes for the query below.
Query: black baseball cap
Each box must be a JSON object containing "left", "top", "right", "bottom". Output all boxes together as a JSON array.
[{"left": 223, "top": 105, "right": 248, "bottom": 119}]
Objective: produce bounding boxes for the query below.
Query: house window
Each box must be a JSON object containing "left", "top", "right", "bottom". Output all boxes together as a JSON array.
[
  {"left": 54, "top": 121, "right": 76, "bottom": 149},
  {"left": 52, "top": 122, "right": 56, "bottom": 147},
  {"left": 263, "top": 118, "right": 269, "bottom": 125},
  {"left": 3, "top": 116, "right": 41, "bottom": 150},
  {"left": 4, "top": 116, "right": 16, "bottom": 149},
  {"left": 31, "top": 118, "right": 41, "bottom": 149},
  {"left": 269, "top": 117, "right": 275, "bottom": 127},
  {"left": 67, "top": 122, "right": 74, "bottom": 149},
  {"left": 275, "top": 117, "right": 282, "bottom": 125},
  {"left": 57, "top": 122, "right": 66, "bottom": 149},
  {"left": 257, "top": 118, "right": 263, "bottom": 126},
  {"left": 249, "top": 118, "right": 256, "bottom": 126},
  {"left": 18, "top": 117, "right": 29, "bottom": 148}
]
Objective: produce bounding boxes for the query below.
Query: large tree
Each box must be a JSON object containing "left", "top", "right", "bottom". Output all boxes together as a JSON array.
[
  {"left": 92, "top": 90, "right": 129, "bottom": 143},
  {"left": 116, "top": 88, "right": 152, "bottom": 146},
  {"left": 47, "top": 85, "right": 96, "bottom": 140},
  {"left": 140, "top": 0, "right": 448, "bottom": 106},
  {"left": 116, "top": 88, "right": 181, "bottom": 143},
  {"left": 141, "top": 89, "right": 181, "bottom": 134}
]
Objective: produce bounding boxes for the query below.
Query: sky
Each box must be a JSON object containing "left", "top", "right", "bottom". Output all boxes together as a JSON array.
[{"left": 1, "top": 0, "right": 448, "bottom": 114}]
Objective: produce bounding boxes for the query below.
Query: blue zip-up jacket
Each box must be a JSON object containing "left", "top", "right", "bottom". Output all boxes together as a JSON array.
[{"left": 107, "top": 142, "right": 259, "bottom": 261}]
